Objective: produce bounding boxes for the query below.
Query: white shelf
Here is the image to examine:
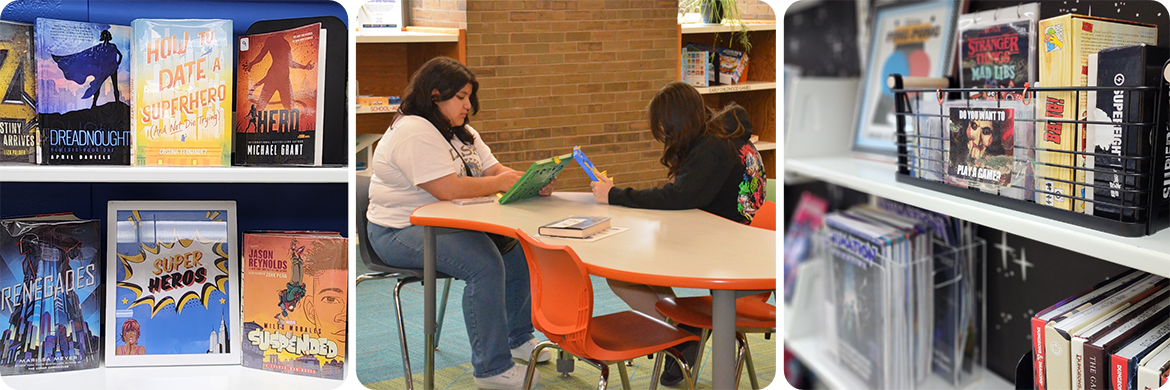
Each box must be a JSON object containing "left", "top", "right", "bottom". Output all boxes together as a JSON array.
[
  {"left": 754, "top": 141, "right": 776, "bottom": 151},
  {"left": 354, "top": 104, "right": 398, "bottom": 114},
  {"left": 786, "top": 337, "right": 1013, "bottom": 390},
  {"left": 355, "top": 30, "right": 457, "bottom": 43},
  {"left": 681, "top": 22, "right": 776, "bottom": 34},
  {"left": 696, "top": 81, "right": 776, "bottom": 95},
  {"left": 785, "top": 155, "right": 1170, "bottom": 277},
  {"left": 0, "top": 166, "right": 348, "bottom": 183},
  {"left": 0, "top": 364, "right": 343, "bottom": 390}
]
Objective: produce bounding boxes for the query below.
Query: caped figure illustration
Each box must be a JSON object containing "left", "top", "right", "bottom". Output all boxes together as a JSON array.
[
  {"left": 242, "top": 33, "right": 314, "bottom": 113},
  {"left": 52, "top": 29, "right": 122, "bottom": 108}
]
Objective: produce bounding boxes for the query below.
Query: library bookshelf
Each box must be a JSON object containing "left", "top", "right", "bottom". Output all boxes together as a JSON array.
[
  {"left": 678, "top": 21, "right": 777, "bottom": 179},
  {"left": 355, "top": 26, "right": 467, "bottom": 136}
]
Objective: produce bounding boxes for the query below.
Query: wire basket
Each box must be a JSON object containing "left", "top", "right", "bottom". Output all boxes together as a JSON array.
[{"left": 889, "top": 70, "right": 1170, "bottom": 237}]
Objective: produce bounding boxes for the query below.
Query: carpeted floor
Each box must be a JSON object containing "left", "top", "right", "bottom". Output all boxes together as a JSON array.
[{"left": 355, "top": 254, "right": 776, "bottom": 389}]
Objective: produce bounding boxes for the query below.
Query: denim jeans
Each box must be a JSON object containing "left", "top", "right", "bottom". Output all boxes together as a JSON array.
[{"left": 368, "top": 222, "right": 536, "bottom": 378}]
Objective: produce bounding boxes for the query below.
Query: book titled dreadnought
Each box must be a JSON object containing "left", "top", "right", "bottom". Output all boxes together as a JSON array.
[
  {"left": 0, "top": 214, "right": 101, "bottom": 375},
  {"left": 0, "top": 21, "right": 37, "bottom": 164},
  {"left": 130, "top": 19, "right": 233, "bottom": 166},
  {"left": 235, "top": 22, "right": 325, "bottom": 166},
  {"left": 35, "top": 18, "right": 132, "bottom": 165},
  {"left": 241, "top": 231, "right": 346, "bottom": 379}
]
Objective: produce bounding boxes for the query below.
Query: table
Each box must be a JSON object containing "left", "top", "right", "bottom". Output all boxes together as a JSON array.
[{"left": 410, "top": 192, "right": 777, "bottom": 389}]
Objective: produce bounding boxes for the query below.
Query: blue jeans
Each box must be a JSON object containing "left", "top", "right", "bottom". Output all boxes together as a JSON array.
[{"left": 368, "top": 222, "right": 535, "bottom": 378}]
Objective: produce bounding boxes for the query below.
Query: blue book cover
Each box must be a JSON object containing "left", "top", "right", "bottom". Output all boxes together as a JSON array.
[
  {"left": 0, "top": 215, "right": 101, "bottom": 375},
  {"left": 109, "top": 206, "right": 234, "bottom": 364},
  {"left": 35, "top": 18, "right": 132, "bottom": 165}
]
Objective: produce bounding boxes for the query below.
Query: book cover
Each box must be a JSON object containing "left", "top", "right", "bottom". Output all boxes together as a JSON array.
[
  {"left": 241, "top": 231, "right": 347, "bottom": 380},
  {"left": 130, "top": 19, "right": 233, "bottom": 166},
  {"left": 0, "top": 21, "right": 37, "bottom": 164},
  {"left": 1112, "top": 318, "right": 1170, "bottom": 390},
  {"left": 825, "top": 214, "right": 895, "bottom": 389},
  {"left": 959, "top": 19, "right": 1034, "bottom": 100},
  {"left": 105, "top": 201, "right": 240, "bottom": 367},
  {"left": 1135, "top": 335, "right": 1170, "bottom": 390},
  {"left": 1035, "top": 14, "right": 1156, "bottom": 211},
  {"left": 235, "top": 22, "right": 325, "bottom": 166},
  {"left": 538, "top": 216, "right": 611, "bottom": 238},
  {"left": 0, "top": 215, "right": 101, "bottom": 375},
  {"left": 34, "top": 18, "right": 132, "bottom": 165},
  {"left": 945, "top": 104, "right": 1015, "bottom": 191},
  {"left": 1087, "top": 44, "right": 1169, "bottom": 223},
  {"left": 1077, "top": 288, "right": 1169, "bottom": 390}
]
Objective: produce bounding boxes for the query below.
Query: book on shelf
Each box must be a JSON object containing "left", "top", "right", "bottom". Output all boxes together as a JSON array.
[
  {"left": 1034, "top": 14, "right": 1156, "bottom": 212},
  {"left": 105, "top": 201, "right": 239, "bottom": 367},
  {"left": 1076, "top": 287, "right": 1170, "bottom": 390},
  {"left": 1086, "top": 44, "right": 1170, "bottom": 223},
  {"left": 1136, "top": 338, "right": 1170, "bottom": 390},
  {"left": 943, "top": 100, "right": 1033, "bottom": 200},
  {"left": 1032, "top": 270, "right": 1143, "bottom": 390},
  {"left": 538, "top": 216, "right": 611, "bottom": 238},
  {"left": 241, "top": 231, "right": 347, "bottom": 380},
  {"left": 0, "top": 21, "right": 37, "bottom": 164},
  {"left": 235, "top": 22, "right": 326, "bottom": 166},
  {"left": 0, "top": 213, "right": 101, "bottom": 375},
  {"left": 684, "top": 43, "right": 748, "bottom": 85},
  {"left": 35, "top": 18, "right": 132, "bottom": 165},
  {"left": 1045, "top": 274, "right": 1165, "bottom": 390},
  {"left": 1112, "top": 317, "right": 1170, "bottom": 390},
  {"left": 957, "top": 3, "right": 1038, "bottom": 101},
  {"left": 130, "top": 19, "right": 233, "bottom": 166}
]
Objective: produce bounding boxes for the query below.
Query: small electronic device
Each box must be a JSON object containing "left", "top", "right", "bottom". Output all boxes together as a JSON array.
[
  {"left": 498, "top": 152, "right": 573, "bottom": 205},
  {"left": 573, "top": 146, "right": 606, "bottom": 182}
]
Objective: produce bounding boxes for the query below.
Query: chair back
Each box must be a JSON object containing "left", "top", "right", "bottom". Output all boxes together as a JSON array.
[
  {"left": 356, "top": 173, "right": 388, "bottom": 270},
  {"left": 514, "top": 229, "right": 593, "bottom": 355},
  {"left": 750, "top": 200, "right": 777, "bottom": 231}
]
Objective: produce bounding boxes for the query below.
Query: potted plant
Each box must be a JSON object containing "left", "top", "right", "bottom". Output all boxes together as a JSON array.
[{"left": 679, "top": 0, "right": 752, "bottom": 52}]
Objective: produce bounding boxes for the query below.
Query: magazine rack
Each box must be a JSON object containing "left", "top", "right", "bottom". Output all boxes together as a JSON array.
[
  {"left": 815, "top": 230, "right": 986, "bottom": 390},
  {"left": 889, "top": 64, "right": 1170, "bottom": 237}
]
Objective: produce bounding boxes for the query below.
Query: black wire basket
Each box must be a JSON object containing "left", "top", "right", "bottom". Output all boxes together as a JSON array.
[{"left": 888, "top": 67, "right": 1170, "bottom": 237}]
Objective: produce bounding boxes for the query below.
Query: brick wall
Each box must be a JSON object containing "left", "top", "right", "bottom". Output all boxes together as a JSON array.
[
  {"left": 737, "top": 0, "right": 777, "bottom": 21},
  {"left": 464, "top": 0, "right": 679, "bottom": 192},
  {"left": 410, "top": 0, "right": 468, "bottom": 29}
]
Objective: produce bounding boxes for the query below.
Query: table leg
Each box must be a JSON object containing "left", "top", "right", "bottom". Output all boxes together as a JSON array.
[
  {"left": 711, "top": 290, "right": 736, "bottom": 389},
  {"left": 423, "top": 226, "right": 437, "bottom": 390}
]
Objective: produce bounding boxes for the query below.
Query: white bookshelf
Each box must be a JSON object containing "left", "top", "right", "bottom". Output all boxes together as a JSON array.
[
  {"left": 0, "top": 166, "right": 348, "bottom": 183},
  {"left": 0, "top": 365, "right": 343, "bottom": 390},
  {"left": 355, "top": 29, "right": 458, "bottom": 43},
  {"left": 696, "top": 81, "right": 776, "bottom": 95},
  {"left": 680, "top": 21, "right": 777, "bottom": 34},
  {"left": 785, "top": 337, "right": 1013, "bottom": 390},
  {"left": 785, "top": 155, "right": 1170, "bottom": 277},
  {"left": 753, "top": 140, "right": 776, "bottom": 151}
]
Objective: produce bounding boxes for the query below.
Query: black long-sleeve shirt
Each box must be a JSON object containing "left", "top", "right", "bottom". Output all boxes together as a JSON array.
[{"left": 608, "top": 107, "right": 768, "bottom": 224}]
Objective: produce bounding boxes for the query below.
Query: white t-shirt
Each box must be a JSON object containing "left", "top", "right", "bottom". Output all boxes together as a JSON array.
[{"left": 367, "top": 115, "right": 499, "bottom": 228}]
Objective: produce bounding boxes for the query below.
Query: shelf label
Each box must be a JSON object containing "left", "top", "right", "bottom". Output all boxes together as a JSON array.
[{"left": 704, "top": 84, "right": 754, "bottom": 93}]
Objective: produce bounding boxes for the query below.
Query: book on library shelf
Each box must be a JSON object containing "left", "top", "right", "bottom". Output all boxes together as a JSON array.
[{"left": 538, "top": 216, "right": 611, "bottom": 238}]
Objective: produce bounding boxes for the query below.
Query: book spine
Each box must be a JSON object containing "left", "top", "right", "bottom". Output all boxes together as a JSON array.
[
  {"left": 1048, "top": 324, "right": 1075, "bottom": 390},
  {"left": 1037, "top": 15, "right": 1076, "bottom": 211},
  {"left": 1036, "top": 315, "right": 1050, "bottom": 390},
  {"left": 1075, "top": 337, "right": 1088, "bottom": 390},
  {"left": 1113, "top": 353, "right": 1131, "bottom": 390},
  {"left": 1085, "top": 342, "right": 1107, "bottom": 390}
]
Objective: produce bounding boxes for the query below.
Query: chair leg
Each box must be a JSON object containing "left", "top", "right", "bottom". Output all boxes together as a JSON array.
[
  {"left": 649, "top": 351, "right": 666, "bottom": 390},
  {"left": 393, "top": 280, "right": 415, "bottom": 390},
  {"left": 572, "top": 357, "right": 611, "bottom": 390},
  {"left": 433, "top": 278, "right": 452, "bottom": 349},
  {"left": 523, "top": 341, "right": 559, "bottom": 390},
  {"left": 689, "top": 328, "right": 711, "bottom": 381},
  {"left": 617, "top": 361, "right": 632, "bottom": 390},
  {"left": 661, "top": 348, "right": 696, "bottom": 390},
  {"left": 743, "top": 334, "right": 759, "bottom": 390},
  {"left": 557, "top": 349, "right": 575, "bottom": 378},
  {"left": 734, "top": 333, "right": 749, "bottom": 389}
]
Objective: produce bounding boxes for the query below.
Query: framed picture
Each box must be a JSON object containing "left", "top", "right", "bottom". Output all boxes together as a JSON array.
[
  {"left": 105, "top": 201, "right": 239, "bottom": 367},
  {"left": 852, "top": 0, "right": 959, "bottom": 157}
]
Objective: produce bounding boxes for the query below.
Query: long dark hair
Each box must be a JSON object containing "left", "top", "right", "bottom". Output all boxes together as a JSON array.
[
  {"left": 398, "top": 57, "right": 479, "bottom": 145},
  {"left": 648, "top": 81, "right": 748, "bottom": 178}
]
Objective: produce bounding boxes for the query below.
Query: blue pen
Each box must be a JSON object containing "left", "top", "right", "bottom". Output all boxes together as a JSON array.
[{"left": 573, "top": 146, "right": 602, "bottom": 181}]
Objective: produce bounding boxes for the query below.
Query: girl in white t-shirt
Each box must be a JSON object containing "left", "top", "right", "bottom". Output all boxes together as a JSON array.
[{"left": 366, "top": 57, "right": 553, "bottom": 390}]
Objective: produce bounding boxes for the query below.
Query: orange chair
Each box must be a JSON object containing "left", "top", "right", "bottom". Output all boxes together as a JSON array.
[
  {"left": 750, "top": 200, "right": 777, "bottom": 231},
  {"left": 513, "top": 229, "right": 701, "bottom": 390}
]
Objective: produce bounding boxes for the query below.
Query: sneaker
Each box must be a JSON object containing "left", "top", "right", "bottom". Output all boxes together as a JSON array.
[
  {"left": 474, "top": 363, "right": 540, "bottom": 390},
  {"left": 510, "top": 338, "right": 553, "bottom": 363}
]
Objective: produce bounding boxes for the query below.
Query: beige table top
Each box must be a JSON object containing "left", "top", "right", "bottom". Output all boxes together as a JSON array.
[{"left": 410, "top": 192, "right": 777, "bottom": 290}]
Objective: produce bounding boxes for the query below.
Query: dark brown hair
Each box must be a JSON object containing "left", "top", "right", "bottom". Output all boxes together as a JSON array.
[
  {"left": 398, "top": 57, "right": 479, "bottom": 144},
  {"left": 648, "top": 81, "right": 748, "bottom": 178}
]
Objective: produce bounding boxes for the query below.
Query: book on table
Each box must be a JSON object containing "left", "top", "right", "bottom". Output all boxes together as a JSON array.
[{"left": 538, "top": 216, "right": 611, "bottom": 238}]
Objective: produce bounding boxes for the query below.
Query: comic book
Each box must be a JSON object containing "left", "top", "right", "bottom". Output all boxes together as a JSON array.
[
  {"left": 105, "top": 201, "right": 239, "bottom": 367},
  {"left": 957, "top": 4, "right": 1037, "bottom": 101},
  {"left": 241, "top": 231, "right": 346, "bottom": 379},
  {"left": 0, "top": 214, "right": 101, "bottom": 375},
  {"left": 235, "top": 22, "right": 326, "bottom": 166},
  {"left": 35, "top": 18, "right": 132, "bottom": 165},
  {"left": 0, "top": 21, "right": 37, "bottom": 164},
  {"left": 130, "top": 19, "right": 232, "bottom": 166}
]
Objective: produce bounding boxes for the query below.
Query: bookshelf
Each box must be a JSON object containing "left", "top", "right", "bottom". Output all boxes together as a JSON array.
[
  {"left": 355, "top": 26, "right": 467, "bottom": 136},
  {"left": 678, "top": 21, "right": 777, "bottom": 179}
]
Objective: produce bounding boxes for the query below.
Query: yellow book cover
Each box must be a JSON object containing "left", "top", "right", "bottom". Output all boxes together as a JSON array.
[
  {"left": 131, "top": 19, "right": 233, "bottom": 166},
  {"left": 241, "top": 231, "right": 347, "bottom": 380},
  {"left": 1036, "top": 14, "right": 1155, "bottom": 211}
]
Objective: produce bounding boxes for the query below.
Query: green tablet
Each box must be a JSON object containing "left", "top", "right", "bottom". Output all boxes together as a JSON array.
[{"left": 498, "top": 153, "right": 573, "bottom": 205}]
